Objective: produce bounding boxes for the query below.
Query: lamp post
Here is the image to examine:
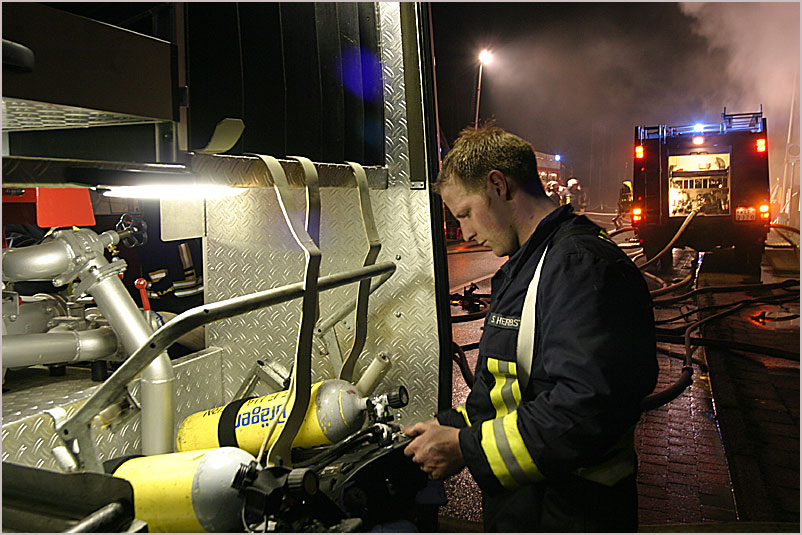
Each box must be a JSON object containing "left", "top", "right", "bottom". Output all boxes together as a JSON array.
[{"left": 474, "top": 49, "right": 493, "bottom": 129}]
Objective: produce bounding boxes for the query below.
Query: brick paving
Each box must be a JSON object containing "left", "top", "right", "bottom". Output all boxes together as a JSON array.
[
  {"left": 700, "top": 283, "right": 799, "bottom": 525},
  {"left": 635, "top": 352, "right": 737, "bottom": 527}
]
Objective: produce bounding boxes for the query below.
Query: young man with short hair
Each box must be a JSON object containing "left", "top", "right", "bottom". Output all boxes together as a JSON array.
[{"left": 403, "top": 125, "right": 658, "bottom": 532}]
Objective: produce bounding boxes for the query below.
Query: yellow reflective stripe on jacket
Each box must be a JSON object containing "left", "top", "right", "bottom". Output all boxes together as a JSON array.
[
  {"left": 481, "top": 411, "right": 544, "bottom": 490},
  {"left": 487, "top": 358, "right": 521, "bottom": 417},
  {"left": 455, "top": 404, "right": 471, "bottom": 426}
]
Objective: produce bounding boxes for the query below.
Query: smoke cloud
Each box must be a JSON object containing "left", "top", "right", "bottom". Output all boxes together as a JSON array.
[
  {"left": 679, "top": 2, "right": 799, "bottom": 187},
  {"left": 432, "top": 3, "right": 799, "bottom": 208}
]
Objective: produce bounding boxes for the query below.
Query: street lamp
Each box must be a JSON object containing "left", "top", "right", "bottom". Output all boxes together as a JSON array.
[{"left": 474, "top": 49, "right": 493, "bottom": 129}]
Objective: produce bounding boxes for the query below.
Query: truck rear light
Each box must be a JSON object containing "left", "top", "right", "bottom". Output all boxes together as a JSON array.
[
  {"left": 635, "top": 146, "right": 644, "bottom": 159},
  {"left": 759, "top": 204, "right": 770, "bottom": 219},
  {"left": 692, "top": 136, "right": 704, "bottom": 145},
  {"left": 632, "top": 207, "right": 643, "bottom": 223},
  {"left": 756, "top": 138, "right": 767, "bottom": 152}
]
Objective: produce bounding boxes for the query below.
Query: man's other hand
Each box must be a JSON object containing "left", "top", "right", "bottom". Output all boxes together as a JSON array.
[{"left": 402, "top": 419, "right": 465, "bottom": 480}]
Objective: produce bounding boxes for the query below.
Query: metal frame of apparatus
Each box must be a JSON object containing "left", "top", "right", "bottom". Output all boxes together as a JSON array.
[{"left": 45, "top": 158, "right": 393, "bottom": 474}]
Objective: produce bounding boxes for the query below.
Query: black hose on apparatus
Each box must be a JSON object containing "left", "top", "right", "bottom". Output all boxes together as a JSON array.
[
  {"left": 460, "top": 341, "right": 480, "bottom": 352},
  {"left": 452, "top": 342, "right": 475, "bottom": 388},
  {"left": 638, "top": 210, "right": 699, "bottom": 271}
]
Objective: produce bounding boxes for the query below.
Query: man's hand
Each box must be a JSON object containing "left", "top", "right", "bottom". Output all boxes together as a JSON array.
[{"left": 402, "top": 419, "right": 465, "bottom": 480}]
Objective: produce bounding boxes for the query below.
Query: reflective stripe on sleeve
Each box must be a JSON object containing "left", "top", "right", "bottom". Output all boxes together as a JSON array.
[
  {"left": 174, "top": 284, "right": 204, "bottom": 297},
  {"left": 455, "top": 404, "right": 471, "bottom": 426},
  {"left": 149, "top": 269, "right": 168, "bottom": 281},
  {"left": 487, "top": 358, "right": 521, "bottom": 416},
  {"left": 480, "top": 411, "right": 544, "bottom": 490},
  {"left": 173, "top": 275, "right": 201, "bottom": 288},
  {"left": 178, "top": 242, "right": 194, "bottom": 270}
]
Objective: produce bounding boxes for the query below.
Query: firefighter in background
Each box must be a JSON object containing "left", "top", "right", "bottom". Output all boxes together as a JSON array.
[
  {"left": 545, "top": 180, "right": 562, "bottom": 205},
  {"left": 561, "top": 177, "right": 587, "bottom": 212},
  {"left": 403, "top": 125, "right": 657, "bottom": 532},
  {"left": 613, "top": 180, "right": 633, "bottom": 229}
]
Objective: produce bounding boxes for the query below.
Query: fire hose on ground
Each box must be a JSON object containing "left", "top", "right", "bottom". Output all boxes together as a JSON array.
[{"left": 643, "top": 280, "right": 799, "bottom": 411}]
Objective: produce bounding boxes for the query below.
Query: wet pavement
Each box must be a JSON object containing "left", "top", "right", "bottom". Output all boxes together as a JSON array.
[{"left": 439, "top": 217, "right": 800, "bottom": 532}]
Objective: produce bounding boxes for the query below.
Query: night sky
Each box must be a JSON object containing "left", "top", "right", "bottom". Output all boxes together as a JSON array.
[{"left": 430, "top": 2, "right": 800, "bottom": 208}]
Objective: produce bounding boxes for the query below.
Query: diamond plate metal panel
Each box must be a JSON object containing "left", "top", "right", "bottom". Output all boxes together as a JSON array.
[
  {"left": 2, "top": 97, "right": 161, "bottom": 132},
  {"left": 2, "top": 348, "right": 224, "bottom": 470},
  {"left": 378, "top": 3, "right": 411, "bottom": 188},
  {"left": 205, "top": 186, "right": 440, "bottom": 424}
]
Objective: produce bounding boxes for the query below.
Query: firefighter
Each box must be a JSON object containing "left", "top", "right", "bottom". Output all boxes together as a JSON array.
[
  {"left": 545, "top": 180, "right": 561, "bottom": 205},
  {"left": 403, "top": 125, "right": 657, "bottom": 532},
  {"left": 613, "top": 180, "right": 633, "bottom": 229},
  {"left": 561, "top": 177, "right": 587, "bottom": 212}
]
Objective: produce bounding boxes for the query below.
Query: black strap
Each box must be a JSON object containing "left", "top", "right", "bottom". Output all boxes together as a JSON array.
[
  {"left": 218, "top": 397, "right": 256, "bottom": 447},
  {"left": 104, "top": 454, "right": 144, "bottom": 474}
]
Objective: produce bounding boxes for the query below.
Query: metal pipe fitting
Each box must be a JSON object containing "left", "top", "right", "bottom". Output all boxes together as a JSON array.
[
  {"left": 2, "top": 240, "right": 75, "bottom": 281},
  {"left": 3, "top": 228, "right": 175, "bottom": 456},
  {"left": 85, "top": 257, "right": 175, "bottom": 456},
  {"left": 2, "top": 326, "right": 118, "bottom": 368}
]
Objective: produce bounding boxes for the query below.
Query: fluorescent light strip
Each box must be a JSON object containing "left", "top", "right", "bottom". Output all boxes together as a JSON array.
[{"left": 101, "top": 185, "right": 246, "bottom": 200}]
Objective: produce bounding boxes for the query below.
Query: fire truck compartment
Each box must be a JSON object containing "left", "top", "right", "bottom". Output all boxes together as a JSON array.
[{"left": 668, "top": 153, "right": 731, "bottom": 217}]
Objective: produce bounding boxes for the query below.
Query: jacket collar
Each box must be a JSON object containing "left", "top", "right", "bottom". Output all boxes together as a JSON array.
[{"left": 498, "top": 203, "right": 576, "bottom": 282}]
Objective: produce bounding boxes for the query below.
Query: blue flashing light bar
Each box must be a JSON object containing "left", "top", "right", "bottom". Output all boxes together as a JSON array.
[{"left": 637, "top": 108, "right": 764, "bottom": 142}]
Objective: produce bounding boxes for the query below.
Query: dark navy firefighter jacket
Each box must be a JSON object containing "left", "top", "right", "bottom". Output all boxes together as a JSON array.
[{"left": 437, "top": 205, "right": 658, "bottom": 497}]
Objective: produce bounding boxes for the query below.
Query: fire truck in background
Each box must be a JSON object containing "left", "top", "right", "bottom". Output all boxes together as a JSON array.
[{"left": 631, "top": 108, "right": 771, "bottom": 274}]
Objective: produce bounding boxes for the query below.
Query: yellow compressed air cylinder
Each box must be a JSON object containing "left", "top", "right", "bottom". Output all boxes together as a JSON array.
[
  {"left": 176, "top": 379, "right": 367, "bottom": 456},
  {"left": 112, "top": 447, "right": 255, "bottom": 533}
]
